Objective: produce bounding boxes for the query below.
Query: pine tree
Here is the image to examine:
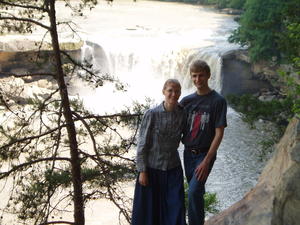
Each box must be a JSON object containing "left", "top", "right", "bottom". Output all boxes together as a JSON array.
[{"left": 0, "top": 1, "right": 145, "bottom": 224}]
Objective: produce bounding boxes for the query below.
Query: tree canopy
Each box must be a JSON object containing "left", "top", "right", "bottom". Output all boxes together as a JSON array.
[{"left": 229, "top": 0, "right": 300, "bottom": 62}]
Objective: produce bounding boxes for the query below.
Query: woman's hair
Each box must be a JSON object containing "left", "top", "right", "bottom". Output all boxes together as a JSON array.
[
  {"left": 163, "top": 79, "right": 181, "bottom": 90},
  {"left": 190, "top": 60, "right": 210, "bottom": 74}
]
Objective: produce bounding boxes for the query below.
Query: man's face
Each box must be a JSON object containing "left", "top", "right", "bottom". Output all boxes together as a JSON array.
[{"left": 191, "top": 70, "right": 210, "bottom": 90}]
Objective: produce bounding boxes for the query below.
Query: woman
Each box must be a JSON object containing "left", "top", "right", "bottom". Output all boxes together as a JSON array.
[{"left": 131, "top": 79, "right": 186, "bottom": 225}]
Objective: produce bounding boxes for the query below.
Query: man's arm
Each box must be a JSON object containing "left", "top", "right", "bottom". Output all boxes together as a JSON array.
[{"left": 194, "top": 126, "right": 225, "bottom": 181}]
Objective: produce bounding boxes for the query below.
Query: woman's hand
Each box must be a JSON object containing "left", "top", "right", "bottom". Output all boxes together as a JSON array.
[{"left": 139, "top": 172, "right": 149, "bottom": 186}]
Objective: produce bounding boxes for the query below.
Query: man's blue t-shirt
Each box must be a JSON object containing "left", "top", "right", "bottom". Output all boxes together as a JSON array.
[{"left": 180, "top": 90, "right": 227, "bottom": 150}]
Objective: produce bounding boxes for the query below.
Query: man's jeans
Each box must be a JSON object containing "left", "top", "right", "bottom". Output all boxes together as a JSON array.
[{"left": 184, "top": 150, "right": 216, "bottom": 225}]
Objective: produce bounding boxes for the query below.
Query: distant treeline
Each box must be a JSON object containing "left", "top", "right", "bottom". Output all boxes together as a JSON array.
[
  {"left": 156, "top": 0, "right": 246, "bottom": 9},
  {"left": 229, "top": 0, "right": 300, "bottom": 63}
]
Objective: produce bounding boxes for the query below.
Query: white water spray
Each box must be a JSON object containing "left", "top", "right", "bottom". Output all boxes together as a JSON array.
[{"left": 75, "top": 40, "right": 226, "bottom": 114}]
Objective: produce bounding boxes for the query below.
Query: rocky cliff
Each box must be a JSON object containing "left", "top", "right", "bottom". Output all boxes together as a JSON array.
[
  {"left": 221, "top": 50, "right": 275, "bottom": 96},
  {"left": 205, "top": 117, "right": 300, "bottom": 225},
  {"left": 0, "top": 39, "right": 82, "bottom": 76}
]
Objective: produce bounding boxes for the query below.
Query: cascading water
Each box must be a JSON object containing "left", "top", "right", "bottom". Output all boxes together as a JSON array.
[{"left": 77, "top": 41, "right": 225, "bottom": 114}]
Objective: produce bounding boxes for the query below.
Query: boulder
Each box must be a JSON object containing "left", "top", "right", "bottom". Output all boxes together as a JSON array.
[
  {"left": 221, "top": 50, "right": 272, "bottom": 96},
  {"left": 205, "top": 117, "right": 300, "bottom": 225}
]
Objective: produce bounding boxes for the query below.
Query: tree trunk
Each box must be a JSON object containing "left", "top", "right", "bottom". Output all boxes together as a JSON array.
[{"left": 48, "top": 0, "right": 85, "bottom": 224}]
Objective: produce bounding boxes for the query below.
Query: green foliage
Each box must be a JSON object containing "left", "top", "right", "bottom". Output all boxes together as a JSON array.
[
  {"left": 45, "top": 169, "right": 72, "bottom": 187},
  {"left": 278, "top": 23, "right": 300, "bottom": 63},
  {"left": 277, "top": 0, "right": 300, "bottom": 62},
  {"left": 204, "top": 192, "right": 219, "bottom": 214},
  {"left": 258, "top": 129, "right": 280, "bottom": 160},
  {"left": 228, "top": 0, "right": 245, "bottom": 9},
  {"left": 184, "top": 182, "right": 219, "bottom": 216},
  {"left": 229, "top": 0, "right": 300, "bottom": 62},
  {"left": 226, "top": 93, "right": 294, "bottom": 158},
  {"left": 156, "top": 0, "right": 245, "bottom": 9},
  {"left": 201, "top": 0, "right": 246, "bottom": 9},
  {"left": 226, "top": 94, "right": 294, "bottom": 128},
  {"left": 208, "top": 0, "right": 229, "bottom": 9},
  {"left": 229, "top": 0, "right": 283, "bottom": 61},
  {"left": 279, "top": 60, "right": 300, "bottom": 118}
]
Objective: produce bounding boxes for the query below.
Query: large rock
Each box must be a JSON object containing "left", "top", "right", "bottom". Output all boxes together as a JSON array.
[
  {"left": 205, "top": 117, "right": 300, "bottom": 225},
  {"left": 0, "top": 39, "right": 82, "bottom": 76},
  {"left": 0, "top": 49, "right": 81, "bottom": 76},
  {"left": 221, "top": 50, "right": 273, "bottom": 96},
  {"left": 0, "top": 38, "right": 84, "bottom": 52}
]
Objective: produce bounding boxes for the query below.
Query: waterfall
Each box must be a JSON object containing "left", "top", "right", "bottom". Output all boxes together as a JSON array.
[
  {"left": 78, "top": 41, "right": 224, "bottom": 113},
  {"left": 80, "top": 41, "right": 110, "bottom": 75}
]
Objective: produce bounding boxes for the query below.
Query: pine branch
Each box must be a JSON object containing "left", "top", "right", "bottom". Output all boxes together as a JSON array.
[
  {"left": 0, "top": 110, "right": 140, "bottom": 153},
  {"left": 97, "top": 153, "right": 134, "bottom": 163},
  {"left": 57, "top": 21, "right": 81, "bottom": 39},
  {"left": 38, "top": 88, "right": 60, "bottom": 131},
  {"left": 0, "top": 15, "right": 50, "bottom": 30},
  {"left": 0, "top": 157, "right": 71, "bottom": 179},
  {"left": 0, "top": 125, "right": 65, "bottom": 150},
  {"left": 0, "top": 0, "right": 48, "bottom": 12},
  {"left": 80, "top": 113, "right": 142, "bottom": 120},
  {"left": 59, "top": 50, "right": 95, "bottom": 77},
  {"left": 0, "top": 91, "right": 16, "bottom": 115},
  {"left": 107, "top": 186, "right": 131, "bottom": 224},
  {"left": 72, "top": 111, "right": 97, "bottom": 155}
]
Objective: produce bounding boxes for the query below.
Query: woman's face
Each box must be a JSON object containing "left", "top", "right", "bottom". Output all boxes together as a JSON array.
[{"left": 163, "top": 82, "right": 181, "bottom": 106}]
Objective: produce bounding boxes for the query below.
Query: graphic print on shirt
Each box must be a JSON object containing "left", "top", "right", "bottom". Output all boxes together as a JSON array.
[{"left": 189, "top": 111, "right": 210, "bottom": 141}]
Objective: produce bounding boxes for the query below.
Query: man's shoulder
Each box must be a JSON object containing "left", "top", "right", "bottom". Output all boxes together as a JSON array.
[
  {"left": 211, "top": 90, "right": 226, "bottom": 103},
  {"left": 180, "top": 92, "right": 197, "bottom": 105}
]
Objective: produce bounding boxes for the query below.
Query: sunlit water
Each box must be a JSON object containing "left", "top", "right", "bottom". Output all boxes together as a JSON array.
[{"left": 1, "top": 0, "right": 270, "bottom": 224}]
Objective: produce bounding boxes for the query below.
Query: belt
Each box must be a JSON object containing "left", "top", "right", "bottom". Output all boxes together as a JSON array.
[{"left": 188, "top": 148, "right": 209, "bottom": 155}]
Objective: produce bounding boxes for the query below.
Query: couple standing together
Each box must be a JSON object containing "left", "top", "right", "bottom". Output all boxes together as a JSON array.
[{"left": 131, "top": 60, "right": 227, "bottom": 225}]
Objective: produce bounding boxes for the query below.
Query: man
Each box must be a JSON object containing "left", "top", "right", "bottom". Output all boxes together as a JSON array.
[{"left": 180, "top": 60, "right": 227, "bottom": 225}]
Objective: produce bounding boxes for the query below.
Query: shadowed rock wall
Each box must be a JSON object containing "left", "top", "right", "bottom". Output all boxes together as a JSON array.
[
  {"left": 0, "top": 39, "right": 82, "bottom": 77},
  {"left": 205, "top": 117, "right": 300, "bottom": 225},
  {"left": 0, "top": 50, "right": 81, "bottom": 76},
  {"left": 221, "top": 50, "right": 273, "bottom": 96}
]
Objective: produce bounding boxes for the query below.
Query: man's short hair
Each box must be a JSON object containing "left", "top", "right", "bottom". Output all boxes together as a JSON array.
[
  {"left": 163, "top": 79, "right": 181, "bottom": 90},
  {"left": 190, "top": 60, "right": 210, "bottom": 74}
]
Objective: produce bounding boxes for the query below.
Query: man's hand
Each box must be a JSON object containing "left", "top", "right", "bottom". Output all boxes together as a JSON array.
[
  {"left": 139, "top": 172, "right": 149, "bottom": 186},
  {"left": 194, "top": 160, "right": 210, "bottom": 181},
  {"left": 194, "top": 126, "right": 225, "bottom": 181}
]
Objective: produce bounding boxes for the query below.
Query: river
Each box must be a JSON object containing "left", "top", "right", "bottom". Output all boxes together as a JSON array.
[{"left": 1, "top": 0, "right": 269, "bottom": 224}]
